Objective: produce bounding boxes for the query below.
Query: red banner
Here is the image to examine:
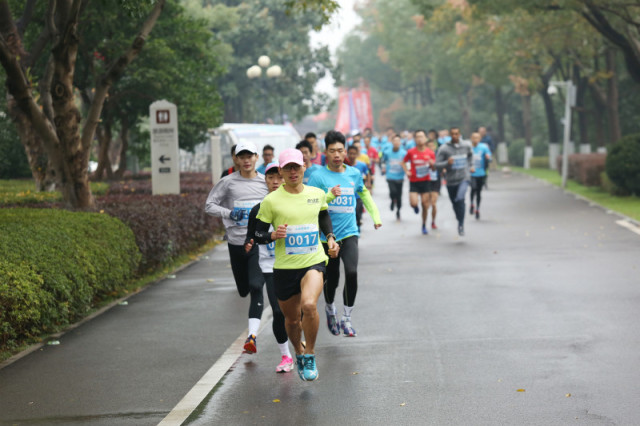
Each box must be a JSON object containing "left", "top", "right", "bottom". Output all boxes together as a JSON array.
[
  {"left": 352, "top": 87, "right": 373, "bottom": 131},
  {"left": 335, "top": 85, "right": 373, "bottom": 134},
  {"left": 335, "top": 88, "right": 351, "bottom": 134}
]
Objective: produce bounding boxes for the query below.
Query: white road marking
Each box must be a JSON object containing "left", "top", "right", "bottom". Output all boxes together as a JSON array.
[
  {"left": 616, "top": 219, "right": 640, "bottom": 236},
  {"left": 158, "top": 307, "right": 273, "bottom": 426}
]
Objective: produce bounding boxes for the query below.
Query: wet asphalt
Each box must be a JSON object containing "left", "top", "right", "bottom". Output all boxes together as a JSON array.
[{"left": 1, "top": 170, "right": 639, "bottom": 425}]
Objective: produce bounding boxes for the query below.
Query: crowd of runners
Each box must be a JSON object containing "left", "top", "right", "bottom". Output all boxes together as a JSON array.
[{"left": 205, "top": 126, "right": 494, "bottom": 382}]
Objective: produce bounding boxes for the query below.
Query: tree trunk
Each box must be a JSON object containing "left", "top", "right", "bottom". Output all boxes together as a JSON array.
[
  {"left": 575, "top": 67, "right": 590, "bottom": 148},
  {"left": 92, "top": 119, "right": 113, "bottom": 181},
  {"left": 605, "top": 47, "right": 621, "bottom": 143},
  {"left": 495, "top": 86, "right": 505, "bottom": 142},
  {"left": 114, "top": 115, "right": 129, "bottom": 179},
  {"left": 458, "top": 88, "right": 472, "bottom": 136},
  {"left": 540, "top": 88, "right": 559, "bottom": 143},
  {"left": 522, "top": 94, "right": 532, "bottom": 147}
]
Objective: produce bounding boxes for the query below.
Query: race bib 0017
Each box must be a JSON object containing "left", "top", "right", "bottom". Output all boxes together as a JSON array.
[
  {"left": 328, "top": 187, "right": 355, "bottom": 214},
  {"left": 232, "top": 199, "right": 261, "bottom": 226},
  {"left": 266, "top": 241, "right": 276, "bottom": 257},
  {"left": 285, "top": 224, "right": 319, "bottom": 255}
]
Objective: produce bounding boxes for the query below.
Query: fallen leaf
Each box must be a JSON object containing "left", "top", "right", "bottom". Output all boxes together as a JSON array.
[
  {"left": 352, "top": 372, "right": 359, "bottom": 375},
  {"left": 47, "top": 340, "right": 60, "bottom": 346},
  {"left": 399, "top": 402, "right": 406, "bottom": 406},
  {"left": 167, "top": 275, "right": 176, "bottom": 279},
  {"left": 565, "top": 393, "right": 571, "bottom": 397},
  {"left": 118, "top": 301, "right": 128, "bottom": 306},
  {"left": 516, "top": 389, "right": 525, "bottom": 392},
  {"left": 273, "top": 399, "right": 280, "bottom": 403},
  {"left": 497, "top": 378, "right": 503, "bottom": 382},
  {"left": 207, "top": 279, "right": 215, "bottom": 283}
]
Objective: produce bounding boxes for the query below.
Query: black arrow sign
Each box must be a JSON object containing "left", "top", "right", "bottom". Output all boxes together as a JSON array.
[{"left": 159, "top": 155, "right": 171, "bottom": 164}]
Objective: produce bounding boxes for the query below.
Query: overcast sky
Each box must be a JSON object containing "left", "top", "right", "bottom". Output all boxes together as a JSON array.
[{"left": 309, "top": 0, "right": 362, "bottom": 97}]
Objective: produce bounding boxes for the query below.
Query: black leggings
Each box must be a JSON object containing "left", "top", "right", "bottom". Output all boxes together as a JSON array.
[
  {"left": 228, "top": 244, "right": 264, "bottom": 319},
  {"left": 355, "top": 197, "right": 364, "bottom": 227},
  {"left": 387, "top": 179, "right": 403, "bottom": 210},
  {"left": 263, "top": 273, "right": 287, "bottom": 344},
  {"left": 470, "top": 176, "right": 486, "bottom": 209},
  {"left": 322, "top": 236, "right": 359, "bottom": 307}
]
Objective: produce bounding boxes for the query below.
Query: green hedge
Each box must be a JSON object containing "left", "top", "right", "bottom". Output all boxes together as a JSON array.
[
  {"left": 529, "top": 156, "right": 549, "bottom": 169},
  {"left": 606, "top": 133, "right": 640, "bottom": 196},
  {"left": 0, "top": 209, "right": 140, "bottom": 350}
]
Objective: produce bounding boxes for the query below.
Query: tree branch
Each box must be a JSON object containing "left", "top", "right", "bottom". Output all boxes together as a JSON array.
[
  {"left": 0, "top": 33, "right": 59, "bottom": 150},
  {"left": 81, "top": 0, "right": 166, "bottom": 150}
]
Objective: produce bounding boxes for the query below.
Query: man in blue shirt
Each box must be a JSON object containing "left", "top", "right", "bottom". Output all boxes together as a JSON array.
[
  {"left": 381, "top": 134, "right": 407, "bottom": 220},
  {"left": 308, "top": 130, "right": 382, "bottom": 338},
  {"left": 347, "top": 143, "right": 370, "bottom": 230},
  {"left": 469, "top": 132, "right": 491, "bottom": 220},
  {"left": 296, "top": 140, "right": 322, "bottom": 184},
  {"left": 256, "top": 145, "right": 275, "bottom": 175}
]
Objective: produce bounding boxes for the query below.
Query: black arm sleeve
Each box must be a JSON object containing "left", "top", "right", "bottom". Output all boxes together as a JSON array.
[
  {"left": 253, "top": 218, "right": 273, "bottom": 244},
  {"left": 244, "top": 203, "right": 261, "bottom": 246},
  {"left": 318, "top": 209, "right": 333, "bottom": 237}
]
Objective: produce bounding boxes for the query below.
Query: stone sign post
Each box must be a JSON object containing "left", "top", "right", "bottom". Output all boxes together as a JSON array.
[{"left": 150, "top": 100, "right": 180, "bottom": 195}]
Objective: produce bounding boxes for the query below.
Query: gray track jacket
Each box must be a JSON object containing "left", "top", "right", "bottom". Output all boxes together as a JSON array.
[{"left": 435, "top": 140, "right": 474, "bottom": 185}]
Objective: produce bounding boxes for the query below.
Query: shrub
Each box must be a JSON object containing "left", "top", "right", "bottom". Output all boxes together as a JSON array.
[
  {"left": 606, "top": 133, "right": 640, "bottom": 196},
  {"left": 106, "top": 172, "right": 212, "bottom": 195},
  {"left": 0, "top": 180, "right": 109, "bottom": 206},
  {"left": 529, "top": 157, "right": 549, "bottom": 169},
  {"left": 0, "top": 209, "right": 140, "bottom": 350},
  {"left": 97, "top": 192, "right": 221, "bottom": 272},
  {"left": 508, "top": 139, "right": 525, "bottom": 167},
  {"left": 556, "top": 154, "right": 606, "bottom": 186},
  {"left": 600, "top": 172, "right": 630, "bottom": 196}
]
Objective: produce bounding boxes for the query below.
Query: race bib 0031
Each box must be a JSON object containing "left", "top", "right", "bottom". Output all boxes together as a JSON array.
[
  {"left": 328, "top": 187, "right": 355, "bottom": 214},
  {"left": 389, "top": 160, "right": 403, "bottom": 175},
  {"left": 232, "top": 199, "right": 261, "bottom": 226},
  {"left": 285, "top": 224, "right": 319, "bottom": 255},
  {"left": 474, "top": 153, "right": 483, "bottom": 170}
]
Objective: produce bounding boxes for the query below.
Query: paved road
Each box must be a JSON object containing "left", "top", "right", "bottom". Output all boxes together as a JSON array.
[{"left": 1, "top": 171, "right": 639, "bottom": 425}]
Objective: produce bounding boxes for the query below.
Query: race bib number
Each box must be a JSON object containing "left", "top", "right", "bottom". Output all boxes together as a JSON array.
[
  {"left": 328, "top": 187, "right": 355, "bottom": 214},
  {"left": 232, "top": 199, "right": 261, "bottom": 226},
  {"left": 266, "top": 241, "right": 276, "bottom": 257},
  {"left": 429, "top": 169, "right": 438, "bottom": 180},
  {"left": 389, "top": 160, "right": 403, "bottom": 175},
  {"left": 285, "top": 224, "right": 319, "bottom": 255},
  {"left": 452, "top": 155, "right": 467, "bottom": 170},
  {"left": 415, "top": 164, "right": 430, "bottom": 179},
  {"left": 474, "top": 153, "right": 483, "bottom": 170}
]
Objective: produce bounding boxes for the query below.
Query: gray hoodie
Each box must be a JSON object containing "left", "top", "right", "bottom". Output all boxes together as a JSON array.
[
  {"left": 435, "top": 140, "right": 474, "bottom": 185},
  {"left": 205, "top": 171, "right": 268, "bottom": 245}
]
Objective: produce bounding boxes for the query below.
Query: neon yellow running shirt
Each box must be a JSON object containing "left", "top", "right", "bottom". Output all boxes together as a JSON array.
[{"left": 256, "top": 184, "right": 329, "bottom": 270}]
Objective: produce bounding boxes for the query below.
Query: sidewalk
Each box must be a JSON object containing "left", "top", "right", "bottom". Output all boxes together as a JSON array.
[{"left": 0, "top": 243, "right": 248, "bottom": 426}]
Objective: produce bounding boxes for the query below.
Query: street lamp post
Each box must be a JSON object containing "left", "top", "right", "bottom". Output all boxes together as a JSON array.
[
  {"left": 246, "top": 56, "right": 283, "bottom": 123},
  {"left": 548, "top": 80, "right": 576, "bottom": 188}
]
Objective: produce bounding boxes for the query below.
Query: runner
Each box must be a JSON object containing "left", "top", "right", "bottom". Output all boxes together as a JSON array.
[
  {"left": 426, "top": 130, "right": 441, "bottom": 229},
  {"left": 435, "top": 127, "right": 474, "bottom": 236},
  {"left": 305, "top": 132, "right": 326, "bottom": 166},
  {"left": 244, "top": 162, "right": 293, "bottom": 373},
  {"left": 220, "top": 144, "right": 238, "bottom": 178},
  {"left": 205, "top": 141, "right": 269, "bottom": 354},
  {"left": 469, "top": 132, "right": 492, "bottom": 220},
  {"left": 308, "top": 130, "right": 382, "bottom": 338},
  {"left": 256, "top": 145, "right": 275, "bottom": 175},
  {"left": 381, "top": 134, "right": 407, "bottom": 220},
  {"left": 251, "top": 148, "right": 340, "bottom": 381},
  {"left": 346, "top": 143, "right": 370, "bottom": 230},
  {"left": 296, "top": 140, "right": 322, "bottom": 184},
  {"left": 363, "top": 135, "right": 379, "bottom": 191},
  {"left": 402, "top": 129, "right": 436, "bottom": 235}
]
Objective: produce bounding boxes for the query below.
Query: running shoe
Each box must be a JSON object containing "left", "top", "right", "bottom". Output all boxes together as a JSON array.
[
  {"left": 302, "top": 354, "right": 319, "bottom": 381},
  {"left": 396, "top": 210, "right": 400, "bottom": 221},
  {"left": 390, "top": 200, "right": 395, "bottom": 211},
  {"left": 296, "top": 355, "right": 306, "bottom": 381},
  {"left": 326, "top": 309, "right": 340, "bottom": 336},
  {"left": 422, "top": 224, "right": 428, "bottom": 235},
  {"left": 475, "top": 210, "right": 480, "bottom": 220},
  {"left": 340, "top": 317, "right": 357, "bottom": 337},
  {"left": 413, "top": 206, "right": 419, "bottom": 214},
  {"left": 276, "top": 355, "right": 294, "bottom": 373},
  {"left": 431, "top": 222, "right": 437, "bottom": 230},
  {"left": 243, "top": 334, "right": 257, "bottom": 354},
  {"left": 469, "top": 204, "right": 475, "bottom": 214},
  {"left": 458, "top": 225, "right": 465, "bottom": 236}
]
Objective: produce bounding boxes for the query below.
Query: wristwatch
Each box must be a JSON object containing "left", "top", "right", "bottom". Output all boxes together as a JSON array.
[{"left": 325, "top": 233, "right": 336, "bottom": 241}]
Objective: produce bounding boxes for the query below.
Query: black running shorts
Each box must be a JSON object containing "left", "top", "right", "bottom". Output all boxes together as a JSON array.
[
  {"left": 409, "top": 180, "right": 430, "bottom": 194},
  {"left": 273, "top": 262, "right": 326, "bottom": 301}
]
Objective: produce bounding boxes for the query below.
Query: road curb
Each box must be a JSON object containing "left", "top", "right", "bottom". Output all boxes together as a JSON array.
[
  {"left": 0, "top": 241, "right": 224, "bottom": 371},
  {"left": 514, "top": 170, "right": 640, "bottom": 229}
]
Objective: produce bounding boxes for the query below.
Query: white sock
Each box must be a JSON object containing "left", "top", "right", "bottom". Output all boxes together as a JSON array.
[
  {"left": 248, "top": 318, "right": 261, "bottom": 336},
  {"left": 325, "top": 302, "right": 337, "bottom": 315},
  {"left": 343, "top": 306, "right": 353, "bottom": 318},
  {"left": 278, "top": 341, "right": 292, "bottom": 358}
]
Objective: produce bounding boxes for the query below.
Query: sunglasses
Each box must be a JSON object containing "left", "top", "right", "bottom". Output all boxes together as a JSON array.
[{"left": 281, "top": 164, "right": 302, "bottom": 172}]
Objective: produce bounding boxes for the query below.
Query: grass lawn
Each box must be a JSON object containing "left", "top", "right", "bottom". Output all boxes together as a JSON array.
[
  {"left": 513, "top": 167, "right": 640, "bottom": 222},
  {"left": 0, "top": 179, "right": 109, "bottom": 205}
]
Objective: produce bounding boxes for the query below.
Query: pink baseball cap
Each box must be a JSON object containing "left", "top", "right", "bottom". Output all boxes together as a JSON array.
[
  {"left": 265, "top": 162, "right": 279, "bottom": 174},
  {"left": 278, "top": 148, "right": 304, "bottom": 167}
]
